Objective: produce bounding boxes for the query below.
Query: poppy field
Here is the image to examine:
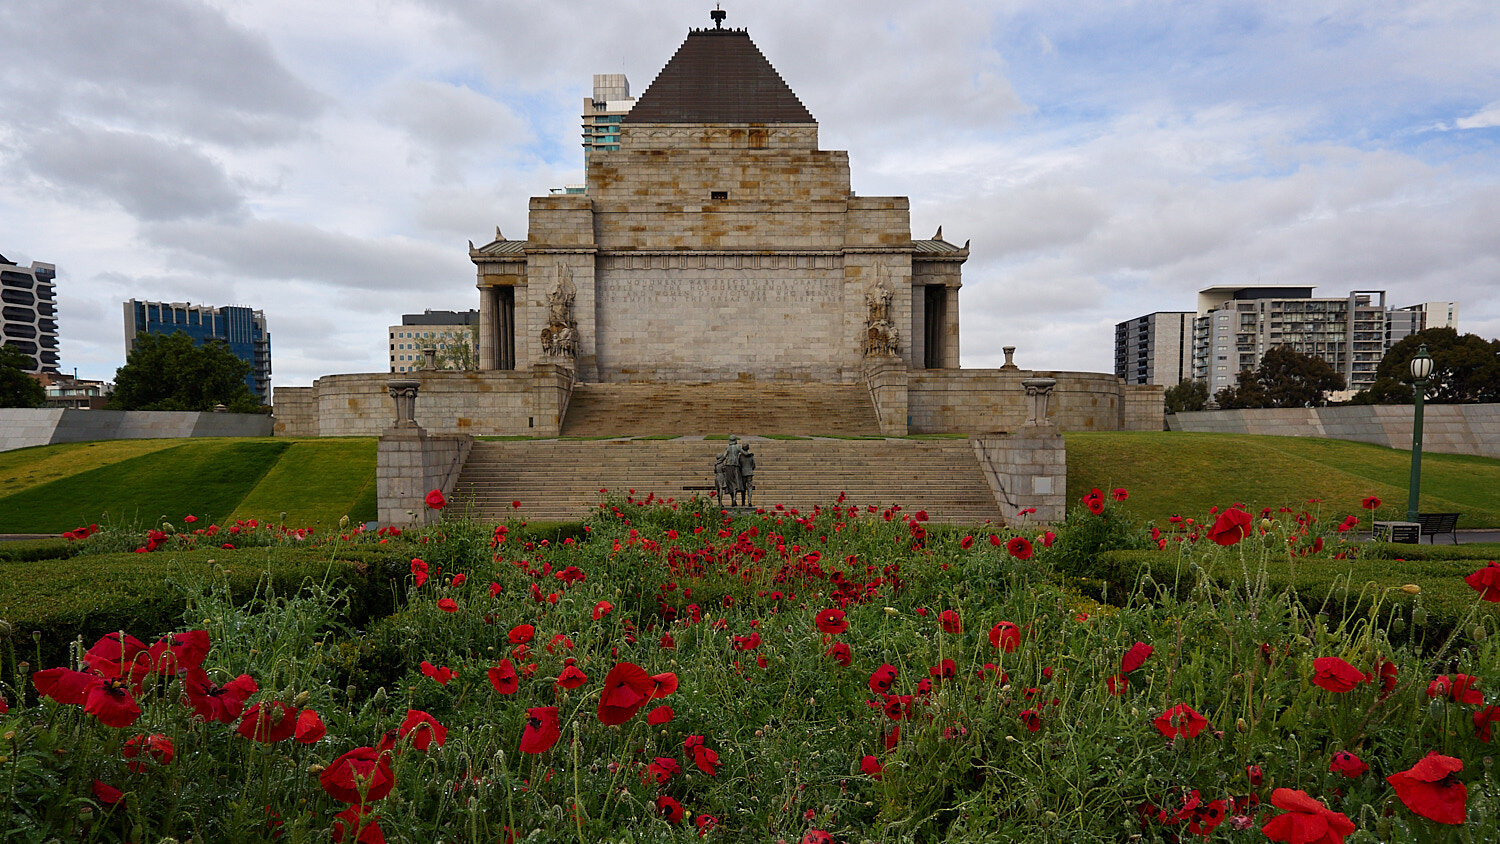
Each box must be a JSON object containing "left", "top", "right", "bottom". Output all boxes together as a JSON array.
[{"left": 2, "top": 490, "right": 1499, "bottom": 843}]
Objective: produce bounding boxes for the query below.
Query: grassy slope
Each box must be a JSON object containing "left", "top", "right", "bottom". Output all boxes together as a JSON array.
[
  {"left": 229, "top": 438, "right": 377, "bottom": 527},
  {"left": 1067, "top": 431, "right": 1500, "bottom": 527},
  {"left": 0, "top": 438, "right": 379, "bottom": 533}
]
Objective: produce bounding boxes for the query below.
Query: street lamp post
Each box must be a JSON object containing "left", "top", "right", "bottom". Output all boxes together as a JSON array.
[{"left": 1406, "top": 344, "right": 1434, "bottom": 522}]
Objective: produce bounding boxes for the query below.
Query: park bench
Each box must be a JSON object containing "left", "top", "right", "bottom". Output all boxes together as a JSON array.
[{"left": 1415, "top": 512, "right": 1461, "bottom": 544}]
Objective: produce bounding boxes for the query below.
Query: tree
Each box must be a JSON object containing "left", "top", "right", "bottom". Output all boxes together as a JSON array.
[
  {"left": 1352, "top": 327, "right": 1500, "bottom": 404},
  {"left": 110, "top": 332, "right": 262, "bottom": 412},
  {"left": 1213, "top": 347, "right": 1344, "bottom": 409},
  {"left": 0, "top": 343, "right": 46, "bottom": 408},
  {"left": 433, "top": 326, "right": 479, "bottom": 371},
  {"left": 1163, "top": 379, "right": 1208, "bottom": 414}
]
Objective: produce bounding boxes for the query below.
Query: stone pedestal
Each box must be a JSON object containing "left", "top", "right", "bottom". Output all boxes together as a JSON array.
[
  {"left": 862, "top": 353, "right": 908, "bottom": 436},
  {"left": 971, "top": 429, "right": 1066, "bottom": 523}
]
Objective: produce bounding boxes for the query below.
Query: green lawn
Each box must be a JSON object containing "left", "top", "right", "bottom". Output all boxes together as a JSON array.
[
  {"left": 0, "top": 438, "right": 377, "bottom": 533},
  {"left": 1067, "top": 431, "right": 1500, "bottom": 528}
]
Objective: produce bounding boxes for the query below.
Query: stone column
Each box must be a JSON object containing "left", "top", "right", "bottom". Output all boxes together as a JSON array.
[
  {"left": 943, "top": 283, "right": 961, "bottom": 368},
  {"left": 478, "top": 285, "right": 499, "bottom": 371}
]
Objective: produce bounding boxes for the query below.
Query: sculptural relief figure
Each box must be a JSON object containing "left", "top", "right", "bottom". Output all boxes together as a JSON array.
[
  {"left": 541, "top": 264, "right": 579, "bottom": 360},
  {"left": 863, "top": 263, "right": 900, "bottom": 356}
]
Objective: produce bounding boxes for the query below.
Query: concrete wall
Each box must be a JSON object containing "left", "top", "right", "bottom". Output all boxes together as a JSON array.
[
  {"left": 0, "top": 409, "right": 273, "bottom": 453},
  {"left": 909, "top": 370, "right": 1152, "bottom": 433},
  {"left": 1167, "top": 404, "right": 1500, "bottom": 458}
]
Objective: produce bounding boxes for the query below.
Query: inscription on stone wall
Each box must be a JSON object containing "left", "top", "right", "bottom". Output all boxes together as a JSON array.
[
  {"left": 601, "top": 275, "right": 840, "bottom": 307},
  {"left": 595, "top": 267, "right": 854, "bottom": 380}
]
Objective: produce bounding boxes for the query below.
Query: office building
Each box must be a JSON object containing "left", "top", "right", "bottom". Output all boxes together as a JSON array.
[
  {"left": 0, "top": 254, "right": 60, "bottom": 374},
  {"left": 582, "top": 73, "right": 635, "bottom": 164},
  {"left": 1115, "top": 311, "right": 1194, "bottom": 386},
  {"left": 124, "top": 300, "right": 271, "bottom": 401},
  {"left": 390, "top": 310, "right": 480, "bottom": 372}
]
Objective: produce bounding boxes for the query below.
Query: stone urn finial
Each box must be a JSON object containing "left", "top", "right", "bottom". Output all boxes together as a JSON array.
[
  {"left": 1002, "top": 346, "right": 1019, "bottom": 370},
  {"left": 1021, "top": 377, "right": 1057, "bottom": 426},
  {"left": 387, "top": 378, "right": 422, "bottom": 429}
]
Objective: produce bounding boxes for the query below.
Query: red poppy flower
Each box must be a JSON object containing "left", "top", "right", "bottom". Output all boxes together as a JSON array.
[
  {"left": 655, "top": 794, "right": 684, "bottom": 823},
  {"left": 1106, "top": 673, "right": 1129, "bottom": 695},
  {"left": 1005, "top": 536, "right": 1033, "bottom": 561},
  {"left": 647, "top": 704, "right": 675, "bottom": 724},
  {"left": 1475, "top": 705, "right": 1500, "bottom": 742},
  {"left": 1377, "top": 659, "right": 1399, "bottom": 699},
  {"left": 815, "top": 608, "right": 848, "bottom": 635},
  {"left": 92, "top": 779, "right": 125, "bottom": 806},
  {"left": 960, "top": 535, "right": 974, "bottom": 549},
  {"left": 1207, "top": 508, "right": 1253, "bottom": 546},
  {"left": 516, "top": 705, "right": 560, "bottom": 754},
  {"left": 938, "top": 609, "right": 962, "bottom": 634},
  {"left": 320, "top": 746, "right": 396, "bottom": 804},
  {"left": 592, "top": 600, "right": 614, "bottom": 619},
  {"left": 296, "top": 708, "right": 327, "bottom": 743},
  {"left": 868, "top": 663, "right": 898, "bottom": 694},
  {"left": 488, "top": 659, "right": 519, "bottom": 695},
  {"left": 1041, "top": 530, "right": 1056, "bottom": 547},
  {"left": 1312, "top": 657, "right": 1369, "bottom": 693},
  {"left": 927, "top": 658, "right": 957, "bottom": 681},
  {"left": 1260, "top": 788, "right": 1354, "bottom": 844},
  {"left": 988, "top": 533, "right": 1001, "bottom": 546},
  {"left": 1466, "top": 562, "right": 1500, "bottom": 601},
  {"left": 508, "top": 624, "right": 535, "bottom": 644},
  {"left": 1328, "top": 750, "right": 1368, "bottom": 778},
  {"left": 399, "top": 709, "right": 448, "bottom": 751},
  {"left": 1120, "top": 641, "right": 1153, "bottom": 674},
  {"left": 181, "top": 667, "right": 257, "bottom": 724},
  {"left": 409, "top": 558, "right": 428, "bottom": 587},
  {"left": 122, "top": 734, "right": 175, "bottom": 772},
  {"left": 684, "top": 734, "right": 720, "bottom": 776},
  {"left": 644, "top": 756, "right": 680, "bottom": 785},
  {"left": 145, "top": 629, "right": 211, "bottom": 677},
  {"left": 651, "top": 671, "right": 679, "bottom": 698},
  {"left": 860, "top": 754, "right": 883, "bottom": 780},
  {"left": 1427, "top": 674, "right": 1484, "bottom": 705},
  {"left": 732, "top": 632, "right": 762, "bottom": 650},
  {"left": 1019, "top": 708, "right": 1041, "bottom": 732},
  {"left": 1361, "top": 495, "right": 1381, "bottom": 510},
  {"left": 82, "top": 632, "right": 150, "bottom": 679},
  {"left": 419, "top": 661, "right": 455, "bottom": 685},
  {"left": 695, "top": 814, "right": 720, "bottom": 835},
  {"left": 825, "top": 642, "right": 852, "bottom": 666},
  {"left": 800, "top": 830, "right": 833, "bottom": 844},
  {"left": 424, "top": 489, "right": 446, "bottom": 509},
  {"left": 332, "top": 804, "right": 385, "bottom": 844},
  {"left": 988, "top": 621, "right": 1020, "bottom": 652},
  {"left": 1247, "top": 764, "right": 1263, "bottom": 786},
  {"left": 436, "top": 598, "right": 458, "bottom": 613},
  {"left": 1386, "top": 752, "right": 1466, "bottom": 825},
  {"left": 556, "top": 664, "right": 588, "bottom": 690},
  {"left": 1110, "top": 487, "right": 1129, "bottom": 501},
  {"left": 237, "top": 701, "right": 298, "bottom": 742},
  {"left": 1153, "top": 703, "right": 1209, "bottom": 739},
  {"left": 598, "top": 662, "right": 655, "bottom": 725}
]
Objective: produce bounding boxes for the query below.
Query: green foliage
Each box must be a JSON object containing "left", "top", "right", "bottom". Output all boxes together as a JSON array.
[
  {"left": 110, "top": 331, "right": 261, "bottom": 412},
  {"left": 1162, "top": 378, "right": 1208, "bottom": 414},
  {"left": 1356, "top": 327, "right": 1500, "bottom": 405},
  {"left": 0, "top": 342, "right": 45, "bottom": 408},
  {"left": 0, "top": 538, "right": 76, "bottom": 563},
  {"left": 228, "top": 438, "right": 378, "bottom": 527},
  {"left": 1216, "top": 346, "right": 1344, "bottom": 408}
]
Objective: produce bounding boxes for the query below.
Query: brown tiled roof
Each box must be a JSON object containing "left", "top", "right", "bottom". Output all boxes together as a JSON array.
[{"left": 624, "top": 29, "right": 814, "bottom": 124}]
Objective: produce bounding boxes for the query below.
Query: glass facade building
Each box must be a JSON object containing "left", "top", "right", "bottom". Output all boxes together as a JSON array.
[{"left": 124, "top": 300, "right": 271, "bottom": 401}]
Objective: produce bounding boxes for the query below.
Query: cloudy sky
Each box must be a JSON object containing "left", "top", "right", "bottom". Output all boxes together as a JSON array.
[{"left": 3, "top": 0, "right": 1497, "bottom": 388}]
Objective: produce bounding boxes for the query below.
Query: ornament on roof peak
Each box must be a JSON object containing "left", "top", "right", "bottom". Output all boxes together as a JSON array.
[{"left": 711, "top": 5, "right": 726, "bottom": 30}]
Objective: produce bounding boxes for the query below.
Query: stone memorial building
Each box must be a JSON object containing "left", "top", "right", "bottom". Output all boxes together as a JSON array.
[{"left": 275, "top": 13, "right": 1160, "bottom": 442}]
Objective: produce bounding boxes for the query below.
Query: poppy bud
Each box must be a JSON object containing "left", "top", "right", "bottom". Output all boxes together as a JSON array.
[
  {"left": 1391, "top": 616, "right": 1406, "bottom": 634},
  {"left": 294, "top": 691, "right": 309, "bottom": 707},
  {"left": 1401, "top": 583, "right": 1421, "bottom": 595},
  {"left": 1412, "top": 606, "right": 1427, "bottom": 625},
  {"left": 1236, "top": 718, "right": 1248, "bottom": 733},
  {"left": 1472, "top": 625, "right": 1487, "bottom": 641}
]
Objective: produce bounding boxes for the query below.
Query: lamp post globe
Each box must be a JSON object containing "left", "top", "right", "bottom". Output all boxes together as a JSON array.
[{"left": 1406, "top": 344, "right": 1432, "bottom": 522}]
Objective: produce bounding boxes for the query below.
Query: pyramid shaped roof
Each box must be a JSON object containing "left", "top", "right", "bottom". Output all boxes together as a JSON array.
[{"left": 624, "top": 27, "right": 814, "bottom": 124}]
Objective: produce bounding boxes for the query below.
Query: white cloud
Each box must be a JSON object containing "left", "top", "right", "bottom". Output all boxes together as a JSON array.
[{"left": 1455, "top": 101, "right": 1500, "bottom": 130}]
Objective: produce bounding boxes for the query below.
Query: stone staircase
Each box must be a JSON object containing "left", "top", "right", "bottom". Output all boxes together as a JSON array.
[
  {"left": 559, "top": 381, "right": 882, "bottom": 437},
  {"left": 450, "top": 438, "right": 1004, "bottom": 525}
]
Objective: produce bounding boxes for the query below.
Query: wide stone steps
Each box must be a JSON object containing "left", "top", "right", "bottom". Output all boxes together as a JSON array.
[
  {"left": 559, "top": 381, "right": 881, "bottom": 437},
  {"left": 450, "top": 439, "right": 1003, "bottom": 525}
]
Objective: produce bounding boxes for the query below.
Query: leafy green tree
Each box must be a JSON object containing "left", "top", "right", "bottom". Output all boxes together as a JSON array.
[
  {"left": 1256, "top": 346, "right": 1345, "bottom": 407},
  {"left": 0, "top": 343, "right": 46, "bottom": 408},
  {"left": 110, "top": 332, "right": 262, "bottom": 412},
  {"left": 1163, "top": 379, "right": 1208, "bottom": 414},
  {"left": 1214, "top": 368, "right": 1268, "bottom": 408},
  {"left": 1353, "top": 327, "right": 1500, "bottom": 404}
]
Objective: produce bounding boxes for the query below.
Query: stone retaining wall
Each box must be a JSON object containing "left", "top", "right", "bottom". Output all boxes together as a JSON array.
[
  {"left": 273, "top": 370, "right": 545, "bottom": 438},
  {"left": 0, "top": 409, "right": 273, "bottom": 453},
  {"left": 1167, "top": 404, "right": 1500, "bottom": 458},
  {"left": 909, "top": 370, "right": 1161, "bottom": 433}
]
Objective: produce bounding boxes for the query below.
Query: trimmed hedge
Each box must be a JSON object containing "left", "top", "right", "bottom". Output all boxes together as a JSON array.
[
  {"left": 0, "top": 546, "right": 412, "bottom": 669},
  {"left": 1088, "top": 547, "right": 1499, "bottom": 644},
  {"left": 0, "top": 538, "right": 77, "bottom": 563}
]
